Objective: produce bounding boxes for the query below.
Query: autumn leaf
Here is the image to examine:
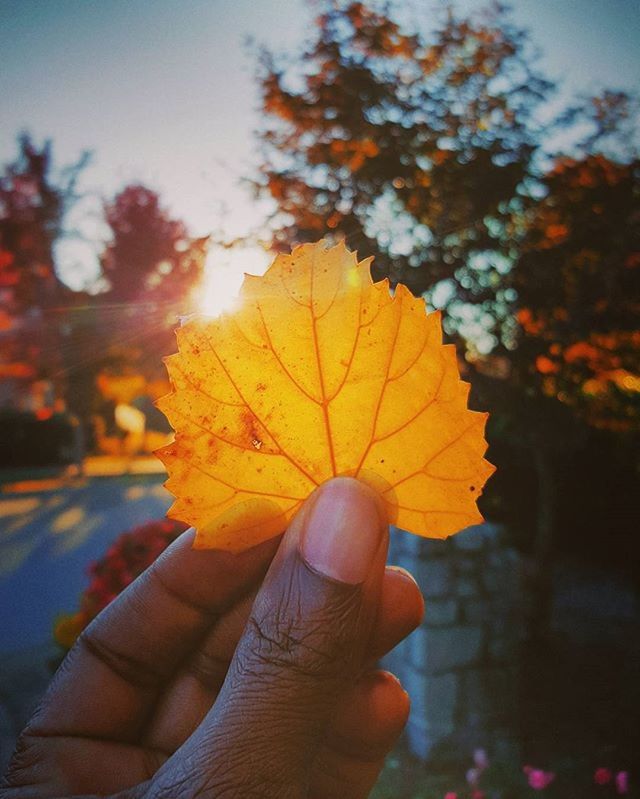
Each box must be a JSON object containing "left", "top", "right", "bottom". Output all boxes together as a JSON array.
[{"left": 157, "top": 241, "right": 494, "bottom": 552}]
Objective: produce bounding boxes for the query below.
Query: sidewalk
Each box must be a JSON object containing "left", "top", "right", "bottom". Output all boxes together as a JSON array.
[
  {"left": 0, "top": 454, "right": 166, "bottom": 491},
  {"left": 0, "top": 455, "right": 168, "bottom": 777},
  {"left": 83, "top": 454, "right": 166, "bottom": 477}
]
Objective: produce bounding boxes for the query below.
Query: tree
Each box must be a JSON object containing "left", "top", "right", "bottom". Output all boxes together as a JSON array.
[
  {"left": 500, "top": 151, "right": 640, "bottom": 636},
  {"left": 98, "top": 183, "right": 207, "bottom": 376},
  {"left": 0, "top": 134, "right": 88, "bottom": 407},
  {"left": 101, "top": 184, "right": 205, "bottom": 306},
  {"left": 0, "top": 134, "right": 87, "bottom": 310},
  {"left": 70, "top": 184, "right": 209, "bottom": 439},
  {"left": 254, "top": 1, "right": 550, "bottom": 305},
  {"left": 511, "top": 154, "right": 640, "bottom": 433},
  {"left": 254, "top": 0, "right": 640, "bottom": 640}
]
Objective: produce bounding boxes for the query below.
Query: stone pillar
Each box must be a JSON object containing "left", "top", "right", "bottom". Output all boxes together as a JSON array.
[{"left": 382, "top": 523, "right": 525, "bottom": 763}]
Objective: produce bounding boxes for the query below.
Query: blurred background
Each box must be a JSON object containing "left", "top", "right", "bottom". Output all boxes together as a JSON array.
[{"left": 1, "top": 1, "right": 638, "bottom": 795}]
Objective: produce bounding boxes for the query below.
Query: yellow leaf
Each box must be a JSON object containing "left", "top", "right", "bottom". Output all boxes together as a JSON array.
[{"left": 157, "top": 241, "right": 494, "bottom": 552}]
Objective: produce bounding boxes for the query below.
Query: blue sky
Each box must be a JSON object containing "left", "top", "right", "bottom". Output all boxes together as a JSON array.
[{"left": 1, "top": 0, "right": 639, "bottom": 294}]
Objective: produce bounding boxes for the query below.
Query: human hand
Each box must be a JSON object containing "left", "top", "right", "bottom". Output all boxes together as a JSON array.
[{"left": 2, "top": 477, "right": 423, "bottom": 798}]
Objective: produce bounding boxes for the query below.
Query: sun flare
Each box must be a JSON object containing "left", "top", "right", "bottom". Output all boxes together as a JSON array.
[{"left": 197, "top": 244, "right": 270, "bottom": 317}]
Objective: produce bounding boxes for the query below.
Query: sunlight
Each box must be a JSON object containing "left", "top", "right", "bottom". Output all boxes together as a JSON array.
[{"left": 197, "top": 244, "right": 271, "bottom": 317}]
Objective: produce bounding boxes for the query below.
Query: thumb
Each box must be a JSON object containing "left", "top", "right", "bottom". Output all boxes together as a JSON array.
[{"left": 153, "top": 477, "right": 388, "bottom": 798}]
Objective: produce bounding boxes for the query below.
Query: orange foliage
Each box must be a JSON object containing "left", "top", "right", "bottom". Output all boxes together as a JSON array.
[
  {"left": 516, "top": 308, "right": 544, "bottom": 335},
  {"left": 0, "top": 362, "right": 35, "bottom": 379},
  {"left": 96, "top": 373, "right": 146, "bottom": 404},
  {"left": 537, "top": 222, "right": 570, "bottom": 249},
  {"left": 158, "top": 241, "right": 494, "bottom": 552},
  {"left": 535, "top": 356, "right": 559, "bottom": 375},
  {"left": 550, "top": 154, "right": 627, "bottom": 188},
  {"left": 0, "top": 309, "right": 13, "bottom": 332},
  {"left": 329, "top": 138, "right": 379, "bottom": 171},
  {"left": 564, "top": 341, "right": 601, "bottom": 364}
]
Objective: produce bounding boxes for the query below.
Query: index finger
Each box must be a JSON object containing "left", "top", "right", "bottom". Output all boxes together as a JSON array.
[{"left": 27, "top": 528, "right": 279, "bottom": 743}]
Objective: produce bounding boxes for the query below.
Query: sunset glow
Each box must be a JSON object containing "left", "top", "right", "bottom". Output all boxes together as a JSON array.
[{"left": 197, "top": 244, "right": 270, "bottom": 317}]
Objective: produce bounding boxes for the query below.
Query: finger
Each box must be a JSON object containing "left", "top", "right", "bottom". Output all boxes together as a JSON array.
[
  {"left": 2, "top": 732, "right": 163, "bottom": 798},
  {"left": 3, "top": 671, "right": 408, "bottom": 799},
  {"left": 371, "top": 566, "right": 424, "bottom": 659},
  {"left": 144, "top": 563, "right": 422, "bottom": 752},
  {"left": 27, "top": 529, "right": 280, "bottom": 742},
  {"left": 312, "top": 670, "right": 410, "bottom": 799},
  {"left": 150, "top": 477, "right": 388, "bottom": 797}
]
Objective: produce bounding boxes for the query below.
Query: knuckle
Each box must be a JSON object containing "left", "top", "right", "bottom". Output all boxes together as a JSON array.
[
  {"left": 188, "top": 647, "right": 229, "bottom": 693},
  {"left": 245, "top": 613, "right": 340, "bottom": 680},
  {"left": 77, "top": 626, "right": 164, "bottom": 689},
  {"left": 242, "top": 585, "right": 360, "bottom": 682}
]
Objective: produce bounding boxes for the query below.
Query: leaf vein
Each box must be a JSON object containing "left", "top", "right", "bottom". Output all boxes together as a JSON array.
[
  {"left": 170, "top": 364, "right": 246, "bottom": 408},
  {"left": 309, "top": 246, "right": 337, "bottom": 476},
  {"left": 256, "top": 304, "right": 321, "bottom": 405},
  {"left": 353, "top": 296, "right": 404, "bottom": 475},
  {"left": 388, "top": 323, "right": 430, "bottom": 383},
  {"left": 280, "top": 269, "right": 311, "bottom": 309},
  {"left": 327, "top": 274, "right": 366, "bottom": 402},
  {"left": 370, "top": 366, "right": 446, "bottom": 445},
  {"left": 385, "top": 417, "right": 482, "bottom": 491},
  {"left": 168, "top": 404, "right": 283, "bottom": 455},
  {"left": 182, "top": 457, "right": 307, "bottom": 502},
  {"left": 204, "top": 334, "right": 320, "bottom": 488}
]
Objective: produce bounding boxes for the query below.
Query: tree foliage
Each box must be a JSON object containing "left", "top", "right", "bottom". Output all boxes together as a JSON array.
[
  {"left": 255, "top": 1, "right": 551, "bottom": 299},
  {"left": 0, "top": 134, "right": 87, "bottom": 311},
  {"left": 255, "top": 0, "right": 640, "bottom": 427},
  {"left": 511, "top": 154, "right": 640, "bottom": 431},
  {"left": 102, "top": 184, "right": 205, "bottom": 305},
  {"left": 254, "top": 1, "right": 640, "bottom": 610},
  {"left": 0, "top": 135, "right": 87, "bottom": 394}
]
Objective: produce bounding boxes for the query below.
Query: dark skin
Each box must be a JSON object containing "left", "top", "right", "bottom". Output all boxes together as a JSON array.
[{"left": 2, "top": 478, "right": 424, "bottom": 798}]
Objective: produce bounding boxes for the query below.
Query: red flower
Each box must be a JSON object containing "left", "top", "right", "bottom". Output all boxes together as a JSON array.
[
  {"left": 595, "top": 768, "right": 613, "bottom": 786},
  {"left": 55, "top": 518, "right": 187, "bottom": 649}
]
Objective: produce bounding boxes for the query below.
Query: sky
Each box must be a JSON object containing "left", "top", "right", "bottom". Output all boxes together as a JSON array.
[{"left": 1, "top": 0, "right": 639, "bottom": 302}]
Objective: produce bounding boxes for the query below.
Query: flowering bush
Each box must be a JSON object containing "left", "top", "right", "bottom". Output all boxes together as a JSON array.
[
  {"left": 523, "top": 765, "right": 556, "bottom": 791},
  {"left": 54, "top": 518, "right": 187, "bottom": 649},
  {"left": 435, "top": 753, "right": 632, "bottom": 799},
  {"left": 374, "top": 747, "right": 635, "bottom": 799}
]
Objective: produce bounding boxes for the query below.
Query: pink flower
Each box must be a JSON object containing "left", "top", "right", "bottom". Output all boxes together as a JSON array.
[
  {"left": 473, "top": 748, "right": 489, "bottom": 770},
  {"left": 616, "top": 771, "right": 629, "bottom": 795},
  {"left": 471, "top": 791, "right": 485, "bottom": 799},
  {"left": 527, "top": 769, "right": 556, "bottom": 790},
  {"left": 444, "top": 793, "right": 457, "bottom": 799},
  {"left": 595, "top": 768, "right": 613, "bottom": 785}
]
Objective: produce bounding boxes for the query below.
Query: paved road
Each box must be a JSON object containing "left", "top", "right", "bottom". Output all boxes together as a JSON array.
[
  {"left": 0, "top": 474, "right": 172, "bottom": 655},
  {"left": 0, "top": 472, "right": 173, "bottom": 773}
]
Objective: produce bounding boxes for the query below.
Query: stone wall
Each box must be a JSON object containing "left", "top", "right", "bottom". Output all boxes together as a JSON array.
[{"left": 382, "top": 523, "right": 526, "bottom": 763}]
